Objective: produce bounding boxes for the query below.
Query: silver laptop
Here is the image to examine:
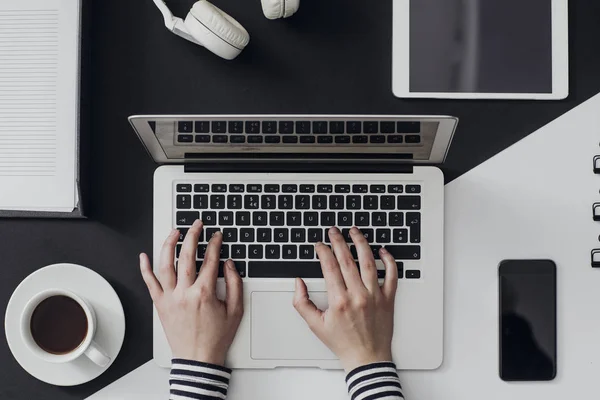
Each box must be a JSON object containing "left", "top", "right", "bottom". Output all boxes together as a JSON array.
[{"left": 129, "top": 115, "right": 458, "bottom": 370}]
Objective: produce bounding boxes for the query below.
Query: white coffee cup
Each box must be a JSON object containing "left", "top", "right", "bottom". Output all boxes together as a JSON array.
[{"left": 20, "top": 289, "right": 111, "bottom": 367}]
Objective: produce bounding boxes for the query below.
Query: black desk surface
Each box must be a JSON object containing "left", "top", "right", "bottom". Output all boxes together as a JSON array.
[{"left": 1, "top": 0, "right": 600, "bottom": 399}]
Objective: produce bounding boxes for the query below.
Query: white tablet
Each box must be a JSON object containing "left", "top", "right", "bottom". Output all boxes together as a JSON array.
[{"left": 392, "top": 0, "right": 569, "bottom": 100}]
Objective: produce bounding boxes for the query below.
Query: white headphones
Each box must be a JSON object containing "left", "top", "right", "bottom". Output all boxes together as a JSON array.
[{"left": 153, "top": 0, "right": 300, "bottom": 60}]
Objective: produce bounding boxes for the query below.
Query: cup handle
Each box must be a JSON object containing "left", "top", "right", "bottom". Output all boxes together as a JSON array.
[{"left": 84, "top": 340, "right": 111, "bottom": 367}]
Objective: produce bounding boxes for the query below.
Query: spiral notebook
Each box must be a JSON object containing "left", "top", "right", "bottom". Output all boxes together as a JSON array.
[{"left": 0, "top": 0, "right": 85, "bottom": 218}]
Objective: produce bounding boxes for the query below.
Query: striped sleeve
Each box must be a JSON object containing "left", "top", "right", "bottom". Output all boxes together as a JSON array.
[
  {"left": 345, "top": 362, "right": 404, "bottom": 400},
  {"left": 169, "top": 359, "right": 231, "bottom": 400}
]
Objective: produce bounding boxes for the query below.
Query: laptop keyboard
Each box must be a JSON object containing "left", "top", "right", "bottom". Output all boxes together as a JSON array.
[
  {"left": 174, "top": 181, "right": 423, "bottom": 280},
  {"left": 173, "top": 119, "right": 423, "bottom": 146}
]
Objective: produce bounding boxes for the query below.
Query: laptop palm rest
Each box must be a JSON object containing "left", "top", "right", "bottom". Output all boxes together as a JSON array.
[{"left": 250, "top": 291, "right": 337, "bottom": 361}]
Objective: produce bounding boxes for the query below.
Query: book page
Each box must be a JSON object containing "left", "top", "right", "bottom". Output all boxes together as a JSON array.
[{"left": 0, "top": 0, "right": 79, "bottom": 212}]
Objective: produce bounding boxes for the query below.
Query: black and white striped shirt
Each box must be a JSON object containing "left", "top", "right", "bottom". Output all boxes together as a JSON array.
[{"left": 170, "top": 359, "right": 404, "bottom": 400}]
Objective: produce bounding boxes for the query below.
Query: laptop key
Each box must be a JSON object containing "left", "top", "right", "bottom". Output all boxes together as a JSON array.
[
  {"left": 388, "top": 185, "right": 403, "bottom": 193},
  {"left": 346, "top": 195, "right": 361, "bottom": 210},
  {"left": 210, "top": 195, "right": 225, "bottom": 209},
  {"left": 195, "top": 121, "right": 210, "bottom": 133},
  {"left": 270, "top": 212, "right": 285, "bottom": 226},
  {"left": 406, "top": 270, "right": 421, "bottom": 279},
  {"left": 274, "top": 228, "right": 289, "bottom": 243},
  {"left": 213, "top": 135, "right": 228, "bottom": 143},
  {"left": 236, "top": 211, "right": 251, "bottom": 226},
  {"left": 178, "top": 121, "right": 193, "bottom": 133},
  {"left": 287, "top": 212, "right": 302, "bottom": 226},
  {"left": 317, "top": 184, "right": 333, "bottom": 193},
  {"left": 329, "top": 195, "right": 344, "bottom": 210},
  {"left": 201, "top": 211, "right": 216, "bottom": 226},
  {"left": 355, "top": 212, "right": 369, "bottom": 226},
  {"left": 313, "top": 121, "right": 328, "bottom": 134},
  {"left": 352, "top": 185, "right": 368, "bottom": 193},
  {"left": 341, "top": 229, "right": 353, "bottom": 243},
  {"left": 261, "top": 195, "right": 276, "bottom": 209},
  {"left": 388, "top": 135, "right": 403, "bottom": 144},
  {"left": 335, "top": 185, "right": 351, "bottom": 193},
  {"left": 397, "top": 121, "right": 421, "bottom": 133},
  {"left": 176, "top": 211, "right": 199, "bottom": 226},
  {"left": 405, "top": 135, "right": 421, "bottom": 144},
  {"left": 249, "top": 261, "right": 324, "bottom": 278},
  {"left": 335, "top": 136, "right": 351, "bottom": 144},
  {"left": 361, "top": 229, "right": 375, "bottom": 243},
  {"left": 262, "top": 121, "right": 277, "bottom": 134},
  {"left": 406, "top": 185, "right": 421, "bottom": 194},
  {"left": 212, "top": 184, "right": 227, "bottom": 192},
  {"left": 248, "top": 136, "right": 263, "bottom": 144},
  {"left": 247, "top": 184, "right": 262, "bottom": 193},
  {"left": 295, "top": 195, "right": 310, "bottom": 209},
  {"left": 229, "top": 121, "right": 244, "bottom": 133},
  {"left": 393, "top": 229, "right": 408, "bottom": 243},
  {"left": 223, "top": 228, "right": 237, "bottom": 242},
  {"left": 407, "top": 212, "right": 421, "bottom": 243},
  {"left": 291, "top": 228, "right": 306, "bottom": 243},
  {"left": 372, "top": 212, "right": 387, "bottom": 226},
  {"left": 370, "top": 245, "right": 382, "bottom": 259},
  {"left": 380, "top": 121, "right": 396, "bottom": 133},
  {"left": 206, "top": 228, "right": 221, "bottom": 240},
  {"left": 240, "top": 228, "right": 255, "bottom": 242},
  {"left": 308, "top": 229, "right": 323, "bottom": 243},
  {"left": 370, "top": 185, "right": 386, "bottom": 193},
  {"left": 364, "top": 121, "right": 379, "bottom": 134},
  {"left": 312, "top": 195, "right": 327, "bottom": 209},
  {"left": 265, "top": 245, "right": 280, "bottom": 259},
  {"left": 177, "top": 184, "right": 192, "bottom": 193},
  {"left": 177, "top": 195, "right": 192, "bottom": 209},
  {"left": 227, "top": 195, "right": 242, "bottom": 209},
  {"left": 229, "top": 185, "right": 245, "bottom": 193},
  {"left": 330, "top": 121, "right": 345, "bottom": 134},
  {"left": 352, "top": 135, "right": 368, "bottom": 144},
  {"left": 364, "top": 195, "right": 378, "bottom": 210},
  {"left": 304, "top": 212, "right": 319, "bottom": 226},
  {"left": 176, "top": 228, "right": 189, "bottom": 243},
  {"left": 194, "top": 194, "right": 208, "bottom": 210},
  {"left": 296, "top": 121, "right": 311, "bottom": 134},
  {"left": 265, "top": 184, "right": 280, "bottom": 193},
  {"left": 398, "top": 196, "right": 421, "bottom": 210},
  {"left": 282, "top": 184, "right": 298, "bottom": 193},
  {"left": 244, "top": 195, "right": 259, "bottom": 209},
  {"left": 195, "top": 135, "right": 211, "bottom": 143},
  {"left": 300, "top": 245, "right": 314, "bottom": 259},
  {"left": 390, "top": 212, "right": 404, "bottom": 226},
  {"left": 197, "top": 244, "right": 208, "bottom": 259},
  {"left": 257, "top": 228, "right": 272, "bottom": 242},
  {"left": 321, "top": 212, "right": 335, "bottom": 226},
  {"left": 385, "top": 245, "right": 421, "bottom": 260},
  {"left": 265, "top": 136, "right": 281, "bottom": 144},
  {"left": 381, "top": 195, "right": 395, "bottom": 210},
  {"left": 231, "top": 245, "right": 246, "bottom": 259},
  {"left": 253, "top": 211, "right": 268, "bottom": 226},
  {"left": 376, "top": 229, "right": 391, "bottom": 243},
  {"left": 283, "top": 245, "right": 298, "bottom": 259},
  {"left": 178, "top": 135, "right": 193, "bottom": 143},
  {"left": 300, "top": 136, "right": 316, "bottom": 143},
  {"left": 338, "top": 212, "right": 353, "bottom": 227},
  {"left": 318, "top": 136, "right": 333, "bottom": 144},
  {"left": 212, "top": 121, "right": 227, "bottom": 133},
  {"left": 231, "top": 135, "right": 245, "bottom": 144},
  {"left": 219, "top": 211, "right": 234, "bottom": 226},
  {"left": 249, "top": 245, "right": 263, "bottom": 259},
  {"left": 347, "top": 121, "right": 362, "bottom": 134},
  {"left": 279, "top": 195, "right": 293, "bottom": 209},
  {"left": 300, "top": 184, "right": 315, "bottom": 193},
  {"left": 283, "top": 136, "right": 298, "bottom": 144},
  {"left": 194, "top": 184, "right": 209, "bottom": 193},
  {"left": 279, "top": 121, "right": 294, "bottom": 134},
  {"left": 246, "top": 121, "right": 261, "bottom": 134}
]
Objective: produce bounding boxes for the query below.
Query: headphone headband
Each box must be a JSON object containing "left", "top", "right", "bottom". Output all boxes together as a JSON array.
[{"left": 153, "top": 0, "right": 176, "bottom": 30}]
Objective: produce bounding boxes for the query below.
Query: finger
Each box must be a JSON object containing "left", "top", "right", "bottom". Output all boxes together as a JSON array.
[
  {"left": 140, "top": 253, "right": 163, "bottom": 301},
  {"left": 315, "top": 241, "right": 347, "bottom": 296},
  {"left": 177, "top": 219, "right": 203, "bottom": 288},
  {"left": 328, "top": 227, "right": 364, "bottom": 292},
  {"left": 195, "top": 230, "right": 223, "bottom": 295},
  {"left": 350, "top": 227, "right": 379, "bottom": 292},
  {"left": 293, "top": 278, "right": 324, "bottom": 336},
  {"left": 158, "top": 228, "right": 179, "bottom": 292},
  {"left": 380, "top": 247, "right": 399, "bottom": 300},
  {"left": 224, "top": 260, "right": 244, "bottom": 319}
]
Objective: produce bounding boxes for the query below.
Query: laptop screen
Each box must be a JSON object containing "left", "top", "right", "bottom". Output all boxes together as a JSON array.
[{"left": 129, "top": 116, "right": 457, "bottom": 164}]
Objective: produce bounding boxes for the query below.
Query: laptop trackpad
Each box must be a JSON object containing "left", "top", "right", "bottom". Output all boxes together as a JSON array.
[{"left": 251, "top": 291, "right": 337, "bottom": 361}]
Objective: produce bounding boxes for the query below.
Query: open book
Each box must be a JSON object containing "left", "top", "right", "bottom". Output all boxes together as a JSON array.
[{"left": 0, "top": 0, "right": 81, "bottom": 214}]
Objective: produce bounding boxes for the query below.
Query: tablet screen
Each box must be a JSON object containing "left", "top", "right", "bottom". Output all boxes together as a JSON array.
[{"left": 409, "top": 0, "right": 553, "bottom": 94}]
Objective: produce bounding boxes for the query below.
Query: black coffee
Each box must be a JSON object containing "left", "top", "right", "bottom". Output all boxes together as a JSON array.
[{"left": 30, "top": 295, "right": 88, "bottom": 355}]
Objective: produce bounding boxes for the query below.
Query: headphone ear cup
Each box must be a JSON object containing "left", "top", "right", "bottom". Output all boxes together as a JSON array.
[
  {"left": 184, "top": 0, "right": 250, "bottom": 60},
  {"left": 261, "top": 0, "right": 300, "bottom": 20}
]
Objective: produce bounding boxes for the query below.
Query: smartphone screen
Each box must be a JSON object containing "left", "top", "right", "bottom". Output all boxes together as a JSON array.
[{"left": 499, "top": 260, "right": 557, "bottom": 381}]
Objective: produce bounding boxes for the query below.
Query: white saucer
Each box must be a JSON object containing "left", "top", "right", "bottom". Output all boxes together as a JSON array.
[{"left": 4, "top": 263, "right": 126, "bottom": 386}]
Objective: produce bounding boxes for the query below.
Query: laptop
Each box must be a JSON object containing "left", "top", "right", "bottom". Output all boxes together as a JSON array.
[{"left": 129, "top": 115, "right": 458, "bottom": 370}]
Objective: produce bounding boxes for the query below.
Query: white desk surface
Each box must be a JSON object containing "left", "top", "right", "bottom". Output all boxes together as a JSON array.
[{"left": 88, "top": 93, "right": 600, "bottom": 400}]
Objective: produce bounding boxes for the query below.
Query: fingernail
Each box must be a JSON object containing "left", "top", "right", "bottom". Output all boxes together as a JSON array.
[
  {"left": 329, "top": 227, "right": 339, "bottom": 234},
  {"left": 315, "top": 241, "right": 323, "bottom": 247},
  {"left": 379, "top": 247, "right": 388, "bottom": 255},
  {"left": 350, "top": 226, "right": 360, "bottom": 235},
  {"left": 193, "top": 219, "right": 202, "bottom": 227},
  {"left": 295, "top": 278, "right": 300, "bottom": 290},
  {"left": 215, "top": 231, "right": 223, "bottom": 237}
]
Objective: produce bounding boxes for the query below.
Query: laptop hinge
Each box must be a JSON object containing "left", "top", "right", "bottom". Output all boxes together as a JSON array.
[{"left": 183, "top": 161, "right": 414, "bottom": 174}]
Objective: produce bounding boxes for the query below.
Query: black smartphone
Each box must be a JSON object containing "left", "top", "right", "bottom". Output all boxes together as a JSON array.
[{"left": 499, "top": 259, "right": 557, "bottom": 381}]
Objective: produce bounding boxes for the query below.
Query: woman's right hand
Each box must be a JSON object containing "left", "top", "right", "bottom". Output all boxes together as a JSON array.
[{"left": 293, "top": 226, "right": 399, "bottom": 372}]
